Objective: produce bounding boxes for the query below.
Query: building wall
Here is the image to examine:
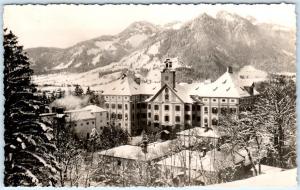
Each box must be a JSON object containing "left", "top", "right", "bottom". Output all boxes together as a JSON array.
[
  {"left": 70, "top": 118, "right": 96, "bottom": 139},
  {"left": 201, "top": 97, "right": 239, "bottom": 128},
  {"left": 92, "top": 111, "right": 108, "bottom": 133},
  {"left": 104, "top": 94, "right": 151, "bottom": 136}
]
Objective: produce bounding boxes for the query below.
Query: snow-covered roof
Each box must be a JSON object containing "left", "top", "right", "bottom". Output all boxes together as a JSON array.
[
  {"left": 102, "top": 76, "right": 160, "bottom": 96},
  {"left": 98, "top": 140, "right": 173, "bottom": 161},
  {"left": 66, "top": 111, "right": 95, "bottom": 121},
  {"left": 210, "top": 168, "right": 297, "bottom": 187},
  {"left": 177, "top": 127, "right": 219, "bottom": 138},
  {"left": 146, "top": 83, "right": 201, "bottom": 103},
  {"left": 157, "top": 148, "right": 250, "bottom": 172},
  {"left": 190, "top": 71, "right": 259, "bottom": 98},
  {"left": 82, "top": 105, "right": 107, "bottom": 113}
]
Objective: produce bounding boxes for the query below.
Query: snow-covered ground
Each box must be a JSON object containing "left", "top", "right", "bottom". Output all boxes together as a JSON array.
[{"left": 210, "top": 168, "right": 297, "bottom": 187}]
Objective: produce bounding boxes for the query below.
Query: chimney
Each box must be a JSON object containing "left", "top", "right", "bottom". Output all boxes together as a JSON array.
[{"left": 227, "top": 66, "right": 233, "bottom": 74}]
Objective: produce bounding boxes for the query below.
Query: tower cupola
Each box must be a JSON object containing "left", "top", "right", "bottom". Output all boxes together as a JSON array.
[{"left": 161, "top": 58, "right": 176, "bottom": 89}]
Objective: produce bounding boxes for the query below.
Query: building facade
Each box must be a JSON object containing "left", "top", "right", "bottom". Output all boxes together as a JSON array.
[{"left": 103, "top": 59, "right": 258, "bottom": 137}]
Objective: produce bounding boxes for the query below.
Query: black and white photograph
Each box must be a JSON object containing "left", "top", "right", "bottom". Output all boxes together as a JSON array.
[{"left": 3, "top": 3, "right": 297, "bottom": 187}]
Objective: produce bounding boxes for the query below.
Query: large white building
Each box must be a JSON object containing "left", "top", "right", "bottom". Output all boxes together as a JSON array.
[{"left": 102, "top": 59, "right": 259, "bottom": 137}]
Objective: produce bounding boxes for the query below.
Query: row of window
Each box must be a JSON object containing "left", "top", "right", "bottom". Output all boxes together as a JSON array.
[
  {"left": 73, "top": 121, "right": 95, "bottom": 127},
  {"left": 152, "top": 114, "right": 200, "bottom": 122},
  {"left": 203, "top": 98, "right": 236, "bottom": 103},
  {"left": 204, "top": 107, "right": 237, "bottom": 114},
  {"left": 150, "top": 104, "right": 201, "bottom": 111},
  {"left": 106, "top": 103, "right": 129, "bottom": 110}
]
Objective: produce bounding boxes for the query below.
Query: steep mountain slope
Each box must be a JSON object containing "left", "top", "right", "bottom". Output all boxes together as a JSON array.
[
  {"left": 27, "top": 11, "right": 296, "bottom": 81},
  {"left": 26, "top": 21, "right": 159, "bottom": 74}
]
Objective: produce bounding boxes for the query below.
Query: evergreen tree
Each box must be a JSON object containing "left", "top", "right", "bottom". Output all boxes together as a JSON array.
[
  {"left": 74, "top": 85, "right": 83, "bottom": 96},
  {"left": 4, "top": 29, "right": 59, "bottom": 186}
]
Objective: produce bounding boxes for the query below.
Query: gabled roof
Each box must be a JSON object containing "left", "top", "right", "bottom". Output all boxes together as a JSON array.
[
  {"left": 190, "top": 71, "right": 259, "bottom": 98},
  {"left": 146, "top": 83, "right": 202, "bottom": 104}
]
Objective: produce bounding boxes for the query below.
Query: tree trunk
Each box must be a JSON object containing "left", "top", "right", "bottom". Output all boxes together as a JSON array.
[{"left": 245, "top": 147, "right": 257, "bottom": 176}]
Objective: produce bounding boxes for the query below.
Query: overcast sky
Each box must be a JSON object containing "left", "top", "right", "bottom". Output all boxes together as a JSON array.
[{"left": 3, "top": 4, "right": 295, "bottom": 49}]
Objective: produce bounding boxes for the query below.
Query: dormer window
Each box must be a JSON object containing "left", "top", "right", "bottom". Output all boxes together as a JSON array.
[{"left": 165, "top": 76, "right": 169, "bottom": 81}]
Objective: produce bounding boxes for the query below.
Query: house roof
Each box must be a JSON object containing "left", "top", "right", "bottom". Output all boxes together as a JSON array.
[
  {"left": 102, "top": 75, "right": 160, "bottom": 96},
  {"left": 176, "top": 127, "right": 219, "bottom": 138},
  {"left": 66, "top": 111, "right": 95, "bottom": 121},
  {"left": 157, "top": 148, "right": 251, "bottom": 172},
  {"left": 82, "top": 105, "right": 107, "bottom": 113},
  {"left": 146, "top": 83, "right": 202, "bottom": 104},
  {"left": 98, "top": 140, "right": 173, "bottom": 161},
  {"left": 190, "top": 71, "right": 259, "bottom": 98}
]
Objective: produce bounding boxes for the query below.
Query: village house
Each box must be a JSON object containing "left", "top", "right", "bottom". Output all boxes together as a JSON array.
[{"left": 65, "top": 105, "right": 108, "bottom": 139}]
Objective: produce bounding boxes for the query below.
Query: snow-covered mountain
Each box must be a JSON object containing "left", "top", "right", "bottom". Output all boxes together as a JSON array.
[{"left": 27, "top": 11, "right": 296, "bottom": 83}]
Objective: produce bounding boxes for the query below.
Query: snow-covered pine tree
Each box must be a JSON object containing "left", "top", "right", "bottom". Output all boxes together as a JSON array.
[
  {"left": 74, "top": 84, "right": 83, "bottom": 96},
  {"left": 4, "top": 29, "right": 59, "bottom": 186}
]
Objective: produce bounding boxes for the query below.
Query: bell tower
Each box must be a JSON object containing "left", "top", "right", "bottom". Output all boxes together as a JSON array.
[{"left": 161, "top": 58, "right": 176, "bottom": 89}]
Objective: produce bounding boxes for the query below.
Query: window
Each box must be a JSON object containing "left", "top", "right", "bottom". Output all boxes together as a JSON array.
[
  {"left": 212, "top": 118, "right": 218, "bottom": 126},
  {"left": 125, "top": 104, "right": 128, "bottom": 110},
  {"left": 212, "top": 107, "right": 218, "bottom": 114},
  {"left": 137, "top": 104, "right": 140, "bottom": 109},
  {"left": 154, "top": 115, "right": 159, "bottom": 121},
  {"left": 165, "top": 115, "right": 169, "bottom": 122},
  {"left": 100, "top": 112, "right": 102, "bottom": 116},
  {"left": 147, "top": 121, "right": 151, "bottom": 126},
  {"left": 165, "top": 94, "right": 169, "bottom": 101},
  {"left": 142, "top": 113, "right": 147, "bottom": 119},
  {"left": 86, "top": 122, "right": 89, "bottom": 125},
  {"left": 165, "top": 76, "right": 169, "bottom": 81},
  {"left": 197, "top": 105, "right": 201, "bottom": 111},
  {"left": 221, "top": 107, "right": 227, "bottom": 114},
  {"left": 185, "top": 114, "right": 190, "bottom": 120},
  {"left": 230, "top": 108, "right": 237, "bottom": 113},
  {"left": 136, "top": 113, "right": 140, "bottom": 119},
  {"left": 197, "top": 116, "right": 201, "bottom": 122},
  {"left": 118, "top": 114, "right": 122, "bottom": 120},
  {"left": 203, "top": 98, "right": 208, "bottom": 102},
  {"left": 204, "top": 107, "right": 208, "bottom": 114},
  {"left": 222, "top": 99, "right": 226, "bottom": 102},
  {"left": 175, "top": 105, "right": 180, "bottom": 111},
  {"left": 165, "top": 88, "right": 169, "bottom": 93},
  {"left": 118, "top": 104, "right": 122, "bottom": 109},
  {"left": 192, "top": 105, "right": 196, "bottom": 111},
  {"left": 132, "top": 104, "right": 134, "bottom": 109},
  {"left": 154, "top": 105, "right": 159, "bottom": 110},
  {"left": 154, "top": 123, "right": 159, "bottom": 128},
  {"left": 164, "top": 105, "right": 169, "bottom": 111},
  {"left": 185, "top": 105, "right": 190, "bottom": 111},
  {"left": 231, "top": 99, "right": 235, "bottom": 103},
  {"left": 204, "top": 118, "right": 208, "bottom": 123},
  {"left": 148, "top": 104, "right": 151, "bottom": 109},
  {"left": 111, "top": 104, "right": 115, "bottom": 109},
  {"left": 106, "top": 104, "right": 109, "bottom": 109},
  {"left": 175, "top": 116, "right": 180, "bottom": 122},
  {"left": 141, "top": 103, "right": 147, "bottom": 109},
  {"left": 111, "top": 113, "right": 116, "bottom": 119},
  {"left": 125, "top": 113, "right": 128, "bottom": 120},
  {"left": 213, "top": 99, "right": 217, "bottom": 102},
  {"left": 148, "top": 112, "right": 151, "bottom": 118}
]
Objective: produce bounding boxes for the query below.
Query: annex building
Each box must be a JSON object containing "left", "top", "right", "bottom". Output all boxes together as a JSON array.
[{"left": 102, "top": 59, "right": 258, "bottom": 136}]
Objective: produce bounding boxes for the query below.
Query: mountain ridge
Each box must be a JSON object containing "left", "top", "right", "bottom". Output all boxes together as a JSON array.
[{"left": 26, "top": 11, "right": 296, "bottom": 81}]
